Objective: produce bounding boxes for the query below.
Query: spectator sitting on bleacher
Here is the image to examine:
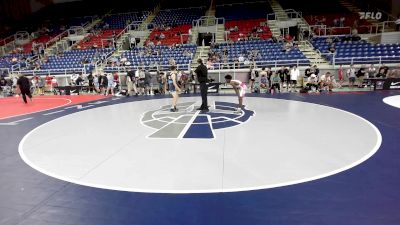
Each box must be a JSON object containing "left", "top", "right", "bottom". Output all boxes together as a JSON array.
[
  {"left": 312, "top": 65, "right": 320, "bottom": 76},
  {"left": 160, "top": 33, "right": 165, "bottom": 40},
  {"left": 206, "top": 60, "right": 214, "bottom": 70},
  {"left": 333, "top": 18, "right": 340, "bottom": 27},
  {"left": 340, "top": 17, "right": 345, "bottom": 27}
]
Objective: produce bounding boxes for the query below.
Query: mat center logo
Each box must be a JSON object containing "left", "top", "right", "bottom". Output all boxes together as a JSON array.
[{"left": 141, "top": 101, "right": 255, "bottom": 139}]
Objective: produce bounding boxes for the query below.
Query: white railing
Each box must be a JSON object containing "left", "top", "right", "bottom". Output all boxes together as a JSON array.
[
  {"left": 267, "top": 9, "right": 302, "bottom": 21},
  {"left": 103, "top": 63, "right": 192, "bottom": 73},
  {"left": 159, "top": 6, "right": 205, "bottom": 12},
  {"left": 106, "top": 10, "right": 150, "bottom": 17},
  {"left": 11, "top": 63, "right": 21, "bottom": 72},
  {"left": 331, "top": 55, "right": 400, "bottom": 66},
  {"left": 284, "top": 9, "right": 302, "bottom": 19},
  {"left": 45, "top": 26, "right": 86, "bottom": 51},
  {"left": 216, "top": 1, "right": 267, "bottom": 7},
  {"left": 267, "top": 13, "right": 277, "bottom": 21},
  {"left": 102, "top": 58, "right": 311, "bottom": 74},
  {"left": 212, "top": 58, "right": 310, "bottom": 70},
  {"left": 180, "top": 34, "right": 191, "bottom": 44},
  {"left": 114, "top": 20, "right": 145, "bottom": 51},
  {"left": 68, "top": 26, "right": 86, "bottom": 36},
  {"left": 310, "top": 21, "right": 398, "bottom": 37},
  {"left": 45, "top": 30, "right": 69, "bottom": 49},
  {"left": 0, "top": 34, "right": 16, "bottom": 47},
  {"left": 101, "top": 38, "right": 114, "bottom": 48},
  {"left": 15, "top": 67, "right": 86, "bottom": 76},
  {"left": 193, "top": 16, "right": 225, "bottom": 28}
]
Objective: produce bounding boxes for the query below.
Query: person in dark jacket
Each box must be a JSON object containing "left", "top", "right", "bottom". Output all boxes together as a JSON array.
[
  {"left": 194, "top": 59, "right": 209, "bottom": 112},
  {"left": 17, "top": 75, "right": 32, "bottom": 103}
]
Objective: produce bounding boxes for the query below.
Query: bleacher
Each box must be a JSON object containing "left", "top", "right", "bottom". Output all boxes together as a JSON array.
[
  {"left": 211, "top": 40, "right": 309, "bottom": 66},
  {"left": 104, "top": 12, "right": 148, "bottom": 29},
  {"left": 216, "top": 1, "right": 272, "bottom": 21},
  {"left": 147, "top": 25, "right": 191, "bottom": 46},
  {"left": 76, "top": 29, "right": 123, "bottom": 50},
  {"left": 225, "top": 19, "right": 272, "bottom": 41},
  {"left": 0, "top": 54, "right": 29, "bottom": 70},
  {"left": 151, "top": 8, "right": 206, "bottom": 26},
  {"left": 312, "top": 36, "right": 400, "bottom": 64},
  {"left": 159, "top": 0, "right": 210, "bottom": 9},
  {"left": 146, "top": 7, "right": 206, "bottom": 46},
  {"left": 21, "top": 34, "right": 55, "bottom": 54},
  {"left": 21, "top": 49, "right": 114, "bottom": 75},
  {"left": 104, "top": 44, "right": 197, "bottom": 72},
  {"left": 278, "top": 0, "right": 371, "bottom": 34}
]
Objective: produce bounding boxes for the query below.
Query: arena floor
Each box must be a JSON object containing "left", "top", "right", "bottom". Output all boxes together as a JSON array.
[{"left": 1, "top": 91, "right": 399, "bottom": 225}]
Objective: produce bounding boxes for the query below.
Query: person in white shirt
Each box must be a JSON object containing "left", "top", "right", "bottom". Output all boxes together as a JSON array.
[
  {"left": 289, "top": 65, "right": 300, "bottom": 92},
  {"left": 346, "top": 64, "right": 356, "bottom": 88},
  {"left": 306, "top": 74, "right": 319, "bottom": 92},
  {"left": 238, "top": 55, "right": 244, "bottom": 63}
]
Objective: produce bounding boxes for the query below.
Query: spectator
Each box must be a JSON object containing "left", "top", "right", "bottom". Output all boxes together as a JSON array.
[
  {"left": 160, "top": 33, "right": 165, "bottom": 40},
  {"left": 333, "top": 18, "right": 340, "bottom": 27},
  {"left": 306, "top": 74, "right": 319, "bottom": 92},
  {"left": 319, "top": 72, "right": 333, "bottom": 92},
  {"left": 312, "top": 65, "right": 320, "bottom": 76},
  {"left": 93, "top": 74, "right": 100, "bottom": 93},
  {"left": 144, "top": 70, "right": 152, "bottom": 95},
  {"left": 304, "top": 65, "right": 313, "bottom": 78},
  {"left": 367, "top": 64, "right": 376, "bottom": 78},
  {"left": 396, "top": 15, "right": 400, "bottom": 31},
  {"left": 206, "top": 59, "right": 214, "bottom": 70},
  {"left": 337, "top": 64, "right": 344, "bottom": 88},
  {"left": 270, "top": 72, "right": 281, "bottom": 94},
  {"left": 339, "top": 17, "right": 345, "bottom": 27},
  {"left": 259, "top": 71, "right": 269, "bottom": 91},
  {"left": 356, "top": 66, "right": 366, "bottom": 88},
  {"left": 37, "top": 76, "right": 45, "bottom": 95},
  {"left": 126, "top": 70, "right": 137, "bottom": 97},
  {"left": 329, "top": 44, "right": 336, "bottom": 53},
  {"left": 276, "top": 66, "right": 288, "bottom": 91},
  {"left": 137, "top": 68, "right": 146, "bottom": 95},
  {"left": 289, "top": 65, "right": 300, "bottom": 92},
  {"left": 249, "top": 67, "right": 257, "bottom": 92},
  {"left": 259, "top": 67, "right": 268, "bottom": 85},
  {"left": 377, "top": 64, "right": 389, "bottom": 78},
  {"left": 105, "top": 73, "right": 114, "bottom": 96},
  {"left": 45, "top": 74, "right": 52, "bottom": 92},
  {"left": 346, "top": 64, "right": 356, "bottom": 88}
]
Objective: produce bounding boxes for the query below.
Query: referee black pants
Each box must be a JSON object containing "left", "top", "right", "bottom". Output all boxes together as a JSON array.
[
  {"left": 200, "top": 82, "right": 208, "bottom": 109},
  {"left": 21, "top": 89, "right": 32, "bottom": 103}
]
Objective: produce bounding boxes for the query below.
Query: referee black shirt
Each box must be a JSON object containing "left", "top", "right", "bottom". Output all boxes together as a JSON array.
[
  {"left": 195, "top": 63, "right": 208, "bottom": 83},
  {"left": 17, "top": 76, "right": 31, "bottom": 92}
]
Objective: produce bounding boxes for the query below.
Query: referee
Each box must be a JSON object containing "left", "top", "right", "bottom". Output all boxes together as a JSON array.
[
  {"left": 17, "top": 75, "right": 32, "bottom": 104},
  {"left": 194, "top": 59, "right": 209, "bottom": 112}
]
